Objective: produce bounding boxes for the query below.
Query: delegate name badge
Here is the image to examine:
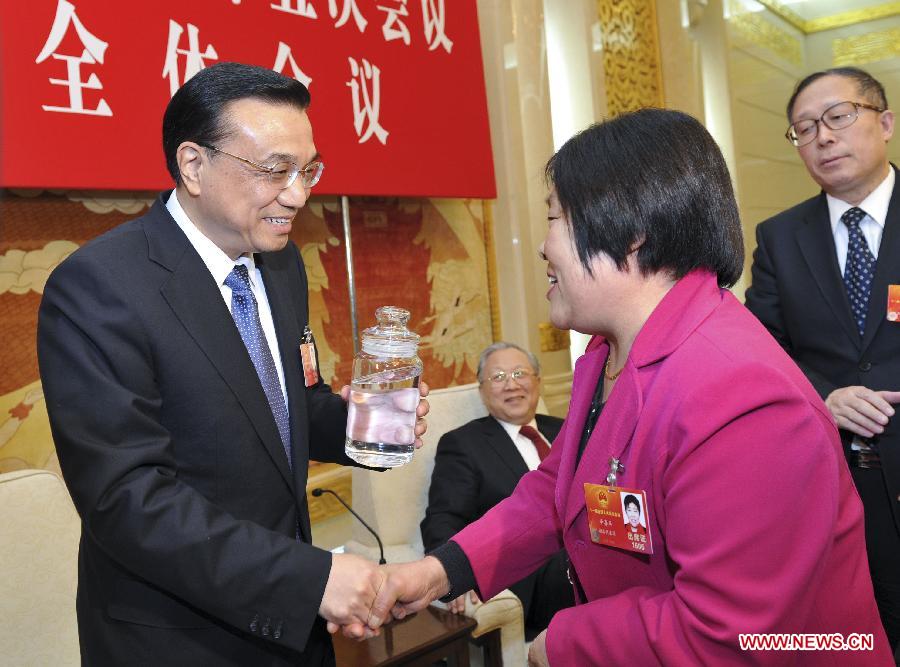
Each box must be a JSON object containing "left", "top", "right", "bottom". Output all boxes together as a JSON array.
[
  {"left": 299, "top": 326, "right": 318, "bottom": 387},
  {"left": 584, "top": 483, "right": 654, "bottom": 555},
  {"left": 888, "top": 285, "right": 900, "bottom": 322}
]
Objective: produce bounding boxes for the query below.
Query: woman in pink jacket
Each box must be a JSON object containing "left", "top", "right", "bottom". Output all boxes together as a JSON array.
[{"left": 369, "top": 108, "right": 893, "bottom": 665}]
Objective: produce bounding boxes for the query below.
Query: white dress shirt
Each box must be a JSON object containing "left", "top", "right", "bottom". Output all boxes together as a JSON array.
[
  {"left": 825, "top": 168, "right": 894, "bottom": 451},
  {"left": 827, "top": 168, "right": 894, "bottom": 274},
  {"left": 165, "top": 191, "right": 289, "bottom": 408},
  {"left": 496, "top": 417, "right": 549, "bottom": 471}
]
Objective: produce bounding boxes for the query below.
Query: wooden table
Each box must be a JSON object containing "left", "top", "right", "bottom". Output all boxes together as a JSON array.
[{"left": 333, "top": 605, "right": 477, "bottom": 667}]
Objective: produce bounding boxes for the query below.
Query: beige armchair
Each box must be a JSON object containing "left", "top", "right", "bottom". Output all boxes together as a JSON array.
[
  {"left": 345, "top": 382, "right": 527, "bottom": 667},
  {"left": 0, "top": 469, "right": 81, "bottom": 666}
]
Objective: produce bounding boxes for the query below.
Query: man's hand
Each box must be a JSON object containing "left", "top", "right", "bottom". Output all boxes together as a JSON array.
[
  {"left": 339, "top": 382, "right": 430, "bottom": 449},
  {"left": 319, "top": 553, "right": 385, "bottom": 639},
  {"left": 447, "top": 590, "right": 480, "bottom": 615},
  {"left": 528, "top": 629, "right": 550, "bottom": 667},
  {"left": 825, "top": 387, "right": 900, "bottom": 438},
  {"left": 330, "top": 556, "right": 451, "bottom": 640},
  {"left": 413, "top": 382, "right": 430, "bottom": 449}
]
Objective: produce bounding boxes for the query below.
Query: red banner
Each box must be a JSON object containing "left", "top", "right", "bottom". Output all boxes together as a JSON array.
[{"left": 0, "top": 0, "right": 496, "bottom": 197}]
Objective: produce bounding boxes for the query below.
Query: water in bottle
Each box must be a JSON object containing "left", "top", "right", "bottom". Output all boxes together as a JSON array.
[{"left": 345, "top": 307, "right": 423, "bottom": 467}]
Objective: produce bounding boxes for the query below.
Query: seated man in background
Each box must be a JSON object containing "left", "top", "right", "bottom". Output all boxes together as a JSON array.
[{"left": 421, "top": 342, "right": 573, "bottom": 639}]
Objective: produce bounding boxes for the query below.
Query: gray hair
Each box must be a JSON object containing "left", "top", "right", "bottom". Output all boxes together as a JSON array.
[{"left": 476, "top": 341, "right": 541, "bottom": 381}]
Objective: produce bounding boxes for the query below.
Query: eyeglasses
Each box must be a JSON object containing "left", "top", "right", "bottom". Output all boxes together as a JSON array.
[
  {"left": 785, "top": 100, "right": 885, "bottom": 147},
  {"left": 200, "top": 144, "right": 324, "bottom": 189},
  {"left": 484, "top": 368, "right": 536, "bottom": 385}
]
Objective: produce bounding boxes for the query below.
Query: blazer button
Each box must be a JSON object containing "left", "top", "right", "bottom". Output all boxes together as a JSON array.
[
  {"left": 859, "top": 361, "right": 872, "bottom": 372},
  {"left": 262, "top": 618, "right": 271, "bottom": 637},
  {"left": 249, "top": 614, "right": 259, "bottom": 633},
  {"left": 274, "top": 620, "right": 284, "bottom": 640}
]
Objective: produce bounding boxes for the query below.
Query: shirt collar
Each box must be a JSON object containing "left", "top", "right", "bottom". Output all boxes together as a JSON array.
[
  {"left": 827, "top": 167, "right": 894, "bottom": 234},
  {"left": 166, "top": 190, "right": 257, "bottom": 287},
  {"left": 495, "top": 416, "right": 540, "bottom": 443}
]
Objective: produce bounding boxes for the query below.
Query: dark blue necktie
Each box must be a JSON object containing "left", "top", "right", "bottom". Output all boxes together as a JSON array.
[
  {"left": 842, "top": 207, "right": 876, "bottom": 337},
  {"left": 225, "top": 264, "right": 292, "bottom": 468}
]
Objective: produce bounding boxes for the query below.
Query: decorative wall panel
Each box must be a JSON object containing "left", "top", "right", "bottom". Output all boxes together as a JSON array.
[
  {"left": 597, "top": 0, "right": 664, "bottom": 115},
  {"left": 727, "top": 0, "right": 803, "bottom": 67},
  {"left": 833, "top": 27, "right": 900, "bottom": 67},
  {"left": 0, "top": 190, "right": 494, "bottom": 513}
]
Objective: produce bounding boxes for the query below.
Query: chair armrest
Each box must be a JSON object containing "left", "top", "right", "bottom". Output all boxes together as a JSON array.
[{"left": 465, "top": 588, "right": 526, "bottom": 666}]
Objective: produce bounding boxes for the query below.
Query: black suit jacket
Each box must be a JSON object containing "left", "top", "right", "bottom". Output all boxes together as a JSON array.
[
  {"left": 421, "top": 414, "right": 564, "bottom": 614},
  {"left": 37, "top": 195, "right": 354, "bottom": 666},
  {"left": 745, "top": 167, "right": 900, "bottom": 533}
]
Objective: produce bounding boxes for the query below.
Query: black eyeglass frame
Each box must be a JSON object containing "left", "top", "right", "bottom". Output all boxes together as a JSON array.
[{"left": 785, "top": 100, "right": 886, "bottom": 147}]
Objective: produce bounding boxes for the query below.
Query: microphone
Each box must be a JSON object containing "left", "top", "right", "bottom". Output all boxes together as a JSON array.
[{"left": 312, "top": 488, "right": 386, "bottom": 564}]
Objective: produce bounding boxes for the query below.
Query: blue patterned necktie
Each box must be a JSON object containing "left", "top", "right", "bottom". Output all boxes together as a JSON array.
[
  {"left": 225, "top": 264, "right": 292, "bottom": 468},
  {"left": 842, "top": 207, "right": 876, "bottom": 337}
]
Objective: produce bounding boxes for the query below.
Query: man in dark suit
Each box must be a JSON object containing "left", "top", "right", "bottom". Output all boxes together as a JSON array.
[
  {"left": 37, "top": 63, "right": 426, "bottom": 665},
  {"left": 745, "top": 67, "right": 900, "bottom": 652},
  {"left": 421, "top": 342, "right": 573, "bottom": 639}
]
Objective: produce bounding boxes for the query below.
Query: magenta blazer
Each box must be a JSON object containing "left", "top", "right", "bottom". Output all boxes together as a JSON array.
[{"left": 452, "top": 271, "right": 892, "bottom": 665}]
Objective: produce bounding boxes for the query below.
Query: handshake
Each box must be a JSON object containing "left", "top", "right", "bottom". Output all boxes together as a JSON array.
[{"left": 318, "top": 553, "right": 452, "bottom": 639}]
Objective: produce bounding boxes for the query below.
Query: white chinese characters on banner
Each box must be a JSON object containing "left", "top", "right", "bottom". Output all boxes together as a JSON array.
[
  {"left": 31, "top": 3, "right": 431, "bottom": 151},
  {"left": 162, "top": 20, "right": 219, "bottom": 97},
  {"left": 346, "top": 57, "right": 388, "bottom": 145},
  {"left": 273, "top": 42, "right": 312, "bottom": 88},
  {"left": 329, "top": 0, "right": 367, "bottom": 33},
  {"left": 35, "top": 0, "right": 111, "bottom": 116},
  {"left": 377, "top": 1, "right": 410, "bottom": 46},
  {"left": 421, "top": 0, "right": 452, "bottom": 53},
  {"left": 270, "top": 0, "right": 317, "bottom": 19}
]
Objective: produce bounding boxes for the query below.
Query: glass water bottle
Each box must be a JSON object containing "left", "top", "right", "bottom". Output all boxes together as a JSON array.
[{"left": 345, "top": 306, "right": 423, "bottom": 468}]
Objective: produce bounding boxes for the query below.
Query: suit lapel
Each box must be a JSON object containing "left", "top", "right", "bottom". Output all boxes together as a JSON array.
[
  {"left": 146, "top": 201, "right": 295, "bottom": 492},
  {"left": 256, "top": 254, "right": 312, "bottom": 542},
  {"left": 483, "top": 418, "right": 529, "bottom": 479},
  {"left": 536, "top": 414, "right": 562, "bottom": 443},
  {"left": 861, "top": 168, "right": 900, "bottom": 353},
  {"left": 256, "top": 255, "right": 309, "bottom": 467},
  {"left": 796, "top": 195, "right": 860, "bottom": 345}
]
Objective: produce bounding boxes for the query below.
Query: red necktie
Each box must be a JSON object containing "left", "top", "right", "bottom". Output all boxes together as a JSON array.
[{"left": 519, "top": 424, "right": 551, "bottom": 461}]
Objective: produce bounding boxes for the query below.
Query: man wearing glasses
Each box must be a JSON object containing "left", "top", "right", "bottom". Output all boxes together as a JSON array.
[
  {"left": 421, "top": 342, "right": 573, "bottom": 640},
  {"left": 745, "top": 67, "right": 900, "bottom": 654},
  {"left": 37, "top": 62, "right": 428, "bottom": 665}
]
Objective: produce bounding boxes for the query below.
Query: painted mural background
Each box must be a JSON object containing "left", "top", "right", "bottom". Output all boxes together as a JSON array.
[{"left": 0, "top": 189, "right": 493, "bottom": 476}]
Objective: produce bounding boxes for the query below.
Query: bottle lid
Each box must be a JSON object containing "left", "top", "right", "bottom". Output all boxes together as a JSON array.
[{"left": 360, "top": 306, "right": 419, "bottom": 358}]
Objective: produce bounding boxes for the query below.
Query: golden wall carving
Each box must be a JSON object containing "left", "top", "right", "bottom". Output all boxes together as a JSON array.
[
  {"left": 538, "top": 321, "right": 570, "bottom": 353},
  {"left": 483, "top": 200, "right": 502, "bottom": 341},
  {"left": 597, "top": 0, "right": 664, "bottom": 115},
  {"left": 727, "top": 0, "right": 803, "bottom": 67},
  {"left": 833, "top": 27, "right": 900, "bottom": 67},
  {"left": 757, "top": 0, "right": 900, "bottom": 34}
]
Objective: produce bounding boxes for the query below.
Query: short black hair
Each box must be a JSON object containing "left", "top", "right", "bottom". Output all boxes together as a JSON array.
[
  {"left": 786, "top": 67, "right": 888, "bottom": 121},
  {"left": 624, "top": 494, "right": 640, "bottom": 512},
  {"left": 162, "top": 62, "right": 311, "bottom": 183},
  {"left": 545, "top": 108, "right": 743, "bottom": 288}
]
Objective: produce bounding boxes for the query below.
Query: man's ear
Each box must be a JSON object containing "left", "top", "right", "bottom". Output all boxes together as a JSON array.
[
  {"left": 176, "top": 142, "right": 205, "bottom": 196},
  {"left": 880, "top": 109, "right": 894, "bottom": 143}
]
